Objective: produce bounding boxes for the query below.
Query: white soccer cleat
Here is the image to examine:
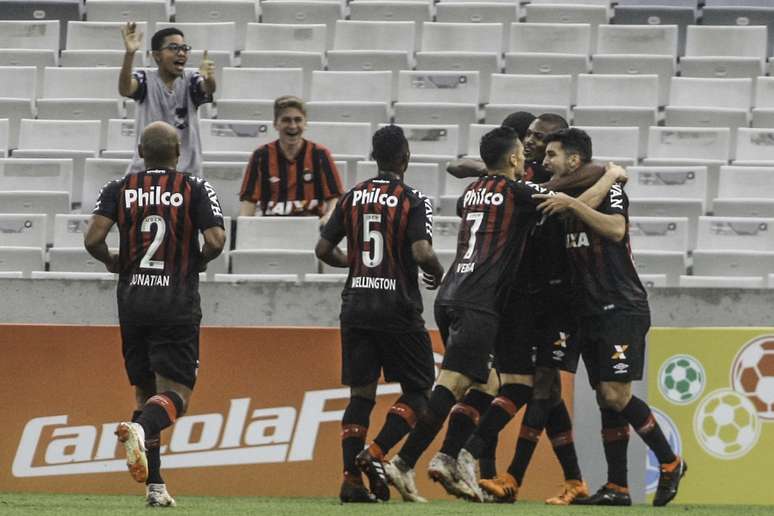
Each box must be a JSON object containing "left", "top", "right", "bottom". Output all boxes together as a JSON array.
[
  {"left": 384, "top": 456, "right": 427, "bottom": 503},
  {"left": 456, "top": 449, "right": 485, "bottom": 502},
  {"left": 146, "top": 483, "right": 177, "bottom": 507},
  {"left": 115, "top": 422, "right": 148, "bottom": 483},
  {"left": 428, "top": 452, "right": 477, "bottom": 500}
]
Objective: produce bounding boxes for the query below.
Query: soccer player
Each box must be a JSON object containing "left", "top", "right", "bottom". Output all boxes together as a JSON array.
[
  {"left": 84, "top": 121, "right": 226, "bottom": 507},
  {"left": 119, "top": 23, "right": 215, "bottom": 176},
  {"left": 534, "top": 128, "right": 686, "bottom": 507},
  {"left": 315, "top": 125, "right": 444, "bottom": 503}
]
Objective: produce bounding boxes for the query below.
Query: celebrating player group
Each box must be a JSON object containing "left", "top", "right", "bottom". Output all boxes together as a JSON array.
[{"left": 316, "top": 116, "right": 687, "bottom": 507}]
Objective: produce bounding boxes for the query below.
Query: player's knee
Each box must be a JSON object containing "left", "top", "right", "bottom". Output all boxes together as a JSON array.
[
  {"left": 351, "top": 382, "right": 378, "bottom": 401},
  {"left": 436, "top": 369, "right": 473, "bottom": 399},
  {"left": 597, "top": 383, "right": 630, "bottom": 412}
]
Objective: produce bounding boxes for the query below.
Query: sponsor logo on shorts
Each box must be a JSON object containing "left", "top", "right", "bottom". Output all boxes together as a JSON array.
[
  {"left": 612, "top": 344, "right": 629, "bottom": 360},
  {"left": 553, "top": 350, "right": 565, "bottom": 361},
  {"left": 553, "top": 332, "right": 568, "bottom": 348},
  {"left": 613, "top": 363, "right": 629, "bottom": 375}
]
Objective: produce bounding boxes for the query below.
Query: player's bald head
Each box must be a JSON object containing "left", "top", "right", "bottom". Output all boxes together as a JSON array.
[{"left": 138, "top": 121, "right": 180, "bottom": 167}]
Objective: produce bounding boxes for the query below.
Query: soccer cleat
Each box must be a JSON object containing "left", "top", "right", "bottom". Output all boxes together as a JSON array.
[
  {"left": 456, "top": 449, "right": 485, "bottom": 502},
  {"left": 427, "top": 452, "right": 476, "bottom": 500},
  {"left": 573, "top": 483, "right": 632, "bottom": 506},
  {"left": 339, "top": 473, "right": 378, "bottom": 503},
  {"left": 355, "top": 446, "right": 390, "bottom": 502},
  {"left": 653, "top": 457, "right": 687, "bottom": 507},
  {"left": 545, "top": 479, "right": 590, "bottom": 505},
  {"left": 115, "top": 422, "right": 148, "bottom": 483},
  {"left": 146, "top": 483, "right": 176, "bottom": 507},
  {"left": 478, "top": 473, "right": 519, "bottom": 503},
  {"left": 383, "top": 456, "right": 427, "bottom": 503}
]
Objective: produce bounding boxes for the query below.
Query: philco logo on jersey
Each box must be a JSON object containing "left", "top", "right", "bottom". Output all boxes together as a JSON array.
[
  {"left": 352, "top": 188, "right": 399, "bottom": 207},
  {"left": 124, "top": 187, "right": 183, "bottom": 208},
  {"left": 462, "top": 188, "right": 504, "bottom": 208},
  {"left": 566, "top": 232, "right": 590, "bottom": 248},
  {"left": 12, "top": 386, "right": 400, "bottom": 478}
]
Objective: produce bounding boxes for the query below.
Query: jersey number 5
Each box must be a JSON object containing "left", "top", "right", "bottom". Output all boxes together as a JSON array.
[
  {"left": 362, "top": 213, "right": 383, "bottom": 268},
  {"left": 140, "top": 215, "right": 166, "bottom": 270},
  {"left": 463, "top": 212, "right": 484, "bottom": 260}
]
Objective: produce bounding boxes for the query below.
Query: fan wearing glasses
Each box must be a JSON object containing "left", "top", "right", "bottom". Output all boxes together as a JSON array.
[{"left": 119, "top": 23, "right": 216, "bottom": 176}]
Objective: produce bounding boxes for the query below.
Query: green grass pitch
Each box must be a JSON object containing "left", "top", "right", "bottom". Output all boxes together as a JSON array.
[{"left": 1, "top": 493, "right": 771, "bottom": 516}]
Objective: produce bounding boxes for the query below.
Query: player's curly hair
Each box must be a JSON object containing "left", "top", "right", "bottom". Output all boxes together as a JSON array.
[
  {"left": 544, "top": 128, "right": 593, "bottom": 164},
  {"left": 501, "top": 111, "right": 536, "bottom": 140},
  {"left": 480, "top": 126, "right": 520, "bottom": 170},
  {"left": 151, "top": 27, "right": 185, "bottom": 52},
  {"left": 371, "top": 125, "right": 408, "bottom": 169}
]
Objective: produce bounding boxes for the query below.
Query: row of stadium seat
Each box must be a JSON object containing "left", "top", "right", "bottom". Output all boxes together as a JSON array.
[{"left": 2, "top": 1, "right": 773, "bottom": 55}]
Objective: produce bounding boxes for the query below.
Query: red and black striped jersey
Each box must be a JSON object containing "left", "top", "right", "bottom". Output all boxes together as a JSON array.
[
  {"left": 321, "top": 176, "right": 434, "bottom": 332},
  {"left": 436, "top": 175, "right": 552, "bottom": 315},
  {"left": 93, "top": 169, "right": 225, "bottom": 325},
  {"left": 564, "top": 183, "right": 649, "bottom": 316},
  {"left": 239, "top": 139, "right": 343, "bottom": 217}
]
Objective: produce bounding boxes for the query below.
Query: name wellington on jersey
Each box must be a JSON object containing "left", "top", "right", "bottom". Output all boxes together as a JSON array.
[{"left": 350, "top": 276, "right": 397, "bottom": 291}]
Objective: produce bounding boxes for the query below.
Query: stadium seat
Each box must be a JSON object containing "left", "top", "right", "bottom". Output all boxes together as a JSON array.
[
  {"left": 713, "top": 165, "right": 774, "bottom": 218},
  {"left": 309, "top": 71, "right": 391, "bottom": 125},
  {"left": 260, "top": 1, "right": 344, "bottom": 49},
  {"left": 82, "top": 158, "right": 129, "bottom": 205},
  {"left": 48, "top": 248, "right": 113, "bottom": 273},
  {"left": 638, "top": 273, "right": 668, "bottom": 288},
  {"left": 175, "top": 0, "right": 259, "bottom": 52},
  {"left": 613, "top": 5, "right": 696, "bottom": 56},
  {"left": 0, "top": 3, "right": 78, "bottom": 51},
  {"left": 199, "top": 119, "right": 275, "bottom": 162},
  {"left": 626, "top": 165, "right": 708, "bottom": 207},
  {"left": 525, "top": 4, "right": 608, "bottom": 53},
  {"left": 0, "top": 246, "right": 45, "bottom": 277},
  {"left": 303, "top": 273, "right": 347, "bottom": 283},
  {"left": 0, "top": 49, "right": 56, "bottom": 95},
  {"left": 202, "top": 162, "right": 245, "bottom": 219},
  {"left": 397, "top": 69, "right": 481, "bottom": 103},
  {"left": 693, "top": 250, "right": 774, "bottom": 278},
  {"left": 0, "top": 214, "right": 47, "bottom": 249},
  {"left": 32, "top": 271, "right": 117, "bottom": 280},
  {"left": 235, "top": 216, "right": 319, "bottom": 250},
  {"left": 349, "top": 1, "right": 431, "bottom": 51},
  {"left": 753, "top": 76, "right": 774, "bottom": 128},
  {"left": 334, "top": 20, "right": 415, "bottom": 54},
  {"left": 356, "top": 161, "right": 440, "bottom": 202},
  {"left": 596, "top": 24, "right": 678, "bottom": 58},
  {"left": 86, "top": 0, "right": 170, "bottom": 34},
  {"left": 0, "top": 191, "right": 69, "bottom": 242},
  {"left": 393, "top": 106, "right": 475, "bottom": 158},
  {"left": 244, "top": 23, "right": 327, "bottom": 53},
  {"left": 240, "top": 53, "right": 322, "bottom": 102},
  {"left": 216, "top": 68, "right": 304, "bottom": 120},
  {"left": 306, "top": 101, "right": 390, "bottom": 128},
  {"left": 441, "top": 173, "right": 471, "bottom": 216},
  {"left": 631, "top": 250, "right": 686, "bottom": 287},
  {"left": 629, "top": 216, "right": 690, "bottom": 253},
  {"left": 435, "top": 3, "right": 519, "bottom": 51},
  {"left": 590, "top": 55, "right": 675, "bottom": 108},
  {"left": 415, "top": 54, "right": 499, "bottom": 105},
  {"left": 53, "top": 213, "right": 118, "bottom": 249},
  {"left": 65, "top": 21, "right": 148, "bottom": 53},
  {"left": 213, "top": 273, "right": 300, "bottom": 283},
  {"left": 697, "top": 216, "right": 774, "bottom": 251},
  {"left": 509, "top": 22, "right": 591, "bottom": 56},
  {"left": 432, "top": 215, "right": 461, "bottom": 252},
  {"left": 679, "top": 275, "right": 765, "bottom": 289},
  {"left": 0, "top": 119, "right": 7, "bottom": 157},
  {"left": 701, "top": 5, "right": 774, "bottom": 56},
  {"left": 684, "top": 25, "right": 767, "bottom": 64},
  {"left": 503, "top": 54, "right": 588, "bottom": 104},
  {"left": 486, "top": 74, "right": 572, "bottom": 124},
  {"left": 303, "top": 122, "right": 371, "bottom": 166},
  {"left": 466, "top": 123, "right": 498, "bottom": 158},
  {"left": 101, "top": 119, "right": 135, "bottom": 160},
  {"left": 575, "top": 126, "right": 639, "bottom": 164},
  {"left": 382, "top": 123, "right": 459, "bottom": 163},
  {"left": 0, "top": 158, "right": 73, "bottom": 193},
  {"left": 0, "top": 66, "right": 37, "bottom": 149},
  {"left": 0, "top": 20, "right": 60, "bottom": 52},
  {"left": 629, "top": 198, "right": 704, "bottom": 250},
  {"left": 733, "top": 128, "right": 774, "bottom": 167}
]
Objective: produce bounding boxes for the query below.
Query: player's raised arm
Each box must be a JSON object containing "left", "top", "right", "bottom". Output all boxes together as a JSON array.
[
  {"left": 446, "top": 157, "right": 487, "bottom": 179},
  {"left": 118, "top": 22, "right": 141, "bottom": 97}
]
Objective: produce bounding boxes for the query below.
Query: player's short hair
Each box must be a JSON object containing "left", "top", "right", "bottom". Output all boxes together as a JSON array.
[
  {"left": 273, "top": 95, "right": 306, "bottom": 121},
  {"left": 480, "top": 126, "right": 520, "bottom": 170},
  {"left": 536, "top": 112, "right": 569, "bottom": 131},
  {"left": 501, "top": 111, "right": 536, "bottom": 141},
  {"left": 544, "top": 128, "right": 593, "bottom": 164},
  {"left": 371, "top": 125, "right": 408, "bottom": 168},
  {"left": 151, "top": 27, "right": 185, "bottom": 52}
]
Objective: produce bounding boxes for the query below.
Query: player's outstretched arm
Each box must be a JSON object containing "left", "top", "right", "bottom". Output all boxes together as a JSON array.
[
  {"left": 200, "top": 226, "right": 226, "bottom": 269},
  {"left": 411, "top": 240, "right": 444, "bottom": 290},
  {"left": 534, "top": 193, "right": 626, "bottom": 242},
  {"left": 446, "top": 158, "right": 487, "bottom": 179},
  {"left": 84, "top": 214, "right": 119, "bottom": 272},
  {"left": 315, "top": 237, "right": 348, "bottom": 268},
  {"left": 576, "top": 162, "right": 628, "bottom": 209}
]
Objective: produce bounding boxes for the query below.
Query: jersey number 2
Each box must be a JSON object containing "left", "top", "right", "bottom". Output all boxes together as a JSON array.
[
  {"left": 140, "top": 215, "right": 166, "bottom": 270},
  {"left": 362, "top": 214, "right": 383, "bottom": 268}
]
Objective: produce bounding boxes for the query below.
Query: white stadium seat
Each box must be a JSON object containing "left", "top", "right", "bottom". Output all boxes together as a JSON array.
[
  {"left": 576, "top": 126, "right": 639, "bottom": 164},
  {"left": 303, "top": 122, "right": 371, "bottom": 164},
  {"left": 230, "top": 250, "right": 318, "bottom": 275},
  {"left": 591, "top": 54, "right": 675, "bottom": 107},
  {"left": 310, "top": 70, "right": 392, "bottom": 104},
  {"left": 48, "top": 248, "right": 116, "bottom": 273},
  {"left": 0, "top": 20, "right": 60, "bottom": 51},
  {"left": 236, "top": 216, "right": 320, "bottom": 251},
  {"left": 53, "top": 213, "right": 118, "bottom": 248},
  {"left": 393, "top": 105, "right": 475, "bottom": 158},
  {"left": 679, "top": 275, "right": 766, "bottom": 289},
  {"left": 432, "top": 215, "right": 461, "bottom": 252},
  {"left": 713, "top": 166, "right": 774, "bottom": 218},
  {"left": 629, "top": 198, "right": 704, "bottom": 250},
  {"left": 213, "top": 273, "right": 300, "bottom": 283},
  {"left": 239, "top": 52, "right": 322, "bottom": 101},
  {"left": 0, "top": 158, "right": 73, "bottom": 193},
  {"left": 696, "top": 216, "right": 774, "bottom": 251},
  {"left": 435, "top": 4, "right": 519, "bottom": 51},
  {"left": 397, "top": 71, "right": 479, "bottom": 104},
  {"left": 85, "top": 0, "right": 170, "bottom": 34},
  {"left": 216, "top": 68, "right": 303, "bottom": 120},
  {"left": 613, "top": 4, "right": 697, "bottom": 57},
  {"left": 0, "top": 214, "right": 47, "bottom": 249},
  {"left": 503, "top": 54, "right": 589, "bottom": 105},
  {"left": 102, "top": 119, "right": 135, "bottom": 160},
  {"left": 385, "top": 124, "right": 459, "bottom": 162},
  {"left": 638, "top": 273, "right": 668, "bottom": 288},
  {"left": 466, "top": 123, "right": 498, "bottom": 158},
  {"left": 356, "top": 161, "right": 440, "bottom": 202},
  {"left": 334, "top": 20, "right": 415, "bottom": 53},
  {"left": 66, "top": 21, "right": 149, "bottom": 52},
  {"left": 626, "top": 165, "right": 708, "bottom": 207},
  {"left": 199, "top": 119, "right": 276, "bottom": 162},
  {"left": 629, "top": 216, "right": 690, "bottom": 253},
  {"left": 202, "top": 162, "right": 246, "bottom": 219},
  {"left": 260, "top": 1, "right": 344, "bottom": 49},
  {"left": 734, "top": 128, "right": 774, "bottom": 167},
  {"left": 753, "top": 76, "right": 774, "bottom": 128},
  {"left": 525, "top": 4, "right": 608, "bottom": 53},
  {"left": 0, "top": 66, "right": 37, "bottom": 149},
  {"left": 596, "top": 24, "right": 678, "bottom": 58},
  {"left": 693, "top": 250, "right": 774, "bottom": 278},
  {"left": 509, "top": 22, "right": 591, "bottom": 55},
  {"left": 0, "top": 119, "right": 7, "bottom": 157},
  {"left": 82, "top": 158, "right": 129, "bottom": 205},
  {"left": 0, "top": 246, "right": 45, "bottom": 277},
  {"left": 487, "top": 74, "right": 572, "bottom": 124},
  {"left": 244, "top": 23, "right": 327, "bottom": 53},
  {"left": 631, "top": 250, "right": 686, "bottom": 287},
  {"left": 175, "top": 0, "right": 259, "bottom": 51},
  {"left": 349, "top": 1, "right": 431, "bottom": 51}
]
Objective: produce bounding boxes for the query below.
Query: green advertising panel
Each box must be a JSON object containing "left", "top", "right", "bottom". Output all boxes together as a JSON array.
[{"left": 648, "top": 328, "right": 774, "bottom": 505}]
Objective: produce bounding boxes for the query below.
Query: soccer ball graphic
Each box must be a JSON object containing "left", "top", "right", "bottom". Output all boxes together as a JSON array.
[
  {"left": 658, "top": 354, "right": 705, "bottom": 405},
  {"left": 731, "top": 336, "right": 774, "bottom": 420},
  {"left": 645, "top": 408, "right": 681, "bottom": 494},
  {"left": 693, "top": 389, "right": 761, "bottom": 460}
]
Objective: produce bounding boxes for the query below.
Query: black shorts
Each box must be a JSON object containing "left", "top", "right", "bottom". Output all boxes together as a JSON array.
[
  {"left": 435, "top": 304, "right": 497, "bottom": 384},
  {"left": 533, "top": 292, "right": 580, "bottom": 374},
  {"left": 120, "top": 324, "right": 200, "bottom": 390},
  {"left": 340, "top": 326, "right": 435, "bottom": 392},
  {"left": 579, "top": 311, "right": 650, "bottom": 388},
  {"left": 495, "top": 294, "right": 536, "bottom": 375}
]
